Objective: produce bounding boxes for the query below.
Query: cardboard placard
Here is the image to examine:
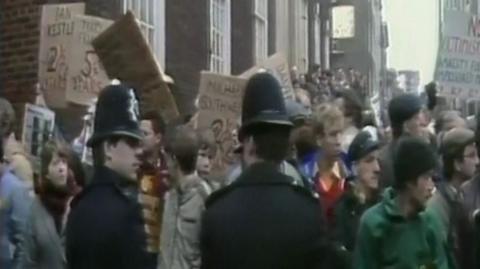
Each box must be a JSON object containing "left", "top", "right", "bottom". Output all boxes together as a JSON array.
[
  {"left": 21, "top": 104, "right": 56, "bottom": 169},
  {"left": 240, "top": 53, "right": 295, "bottom": 101},
  {"left": 435, "top": 10, "right": 480, "bottom": 99},
  {"left": 197, "top": 72, "right": 247, "bottom": 177},
  {"left": 66, "top": 15, "right": 113, "bottom": 106},
  {"left": 38, "top": 3, "right": 86, "bottom": 108},
  {"left": 92, "top": 11, "right": 179, "bottom": 121}
]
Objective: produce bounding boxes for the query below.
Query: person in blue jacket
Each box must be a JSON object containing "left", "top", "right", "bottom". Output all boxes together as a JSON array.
[{"left": 0, "top": 128, "right": 33, "bottom": 269}]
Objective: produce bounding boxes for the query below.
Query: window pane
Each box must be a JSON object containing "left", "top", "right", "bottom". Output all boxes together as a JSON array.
[{"left": 149, "top": 0, "right": 155, "bottom": 25}]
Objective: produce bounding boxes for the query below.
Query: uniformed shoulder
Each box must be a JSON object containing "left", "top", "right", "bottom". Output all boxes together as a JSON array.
[
  {"left": 288, "top": 182, "right": 320, "bottom": 202},
  {"left": 70, "top": 183, "right": 128, "bottom": 210},
  {"left": 205, "top": 183, "right": 236, "bottom": 208}
]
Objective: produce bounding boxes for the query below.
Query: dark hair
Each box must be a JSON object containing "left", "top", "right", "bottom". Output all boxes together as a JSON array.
[
  {"left": 41, "top": 141, "right": 85, "bottom": 187},
  {"left": 141, "top": 111, "right": 166, "bottom": 135},
  {"left": 443, "top": 153, "right": 463, "bottom": 180},
  {"left": 197, "top": 128, "right": 216, "bottom": 156},
  {"left": 340, "top": 90, "right": 364, "bottom": 128},
  {"left": 164, "top": 125, "right": 199, "bottom": 174},
  {"left": 393, "top": 137, "right": 437, "bottom": 190},
  {"left": 291, "top": 124, "right": 317, "bottom": 158},
  {"left": 247, "top": 124, "right": 291, "bottom": 163},
  {"left": 92, "top": 136, "right": 125, "bottom": 167}
]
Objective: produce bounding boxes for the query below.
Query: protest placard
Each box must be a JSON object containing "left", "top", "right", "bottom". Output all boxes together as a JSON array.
[
  {"left": 21, "top": 104, "right": 56, "bottom": 169},
  {"left": 434, "top": 10, "right": 480, "bottom": 99},
  {"left": 38, "top": 3, "right": 85, "bottom": 108},
  {"left": 197, "top": 72, "right": 247, "bottom": 177},
  {"left": 92, "top": 11, "right": 179, "bottom": 122},
  {"left": 66, "top": 15, "right": 112, "bottom": 106},
  {"left": 240, "top": 53, "right": 295, "bottom": 101}
]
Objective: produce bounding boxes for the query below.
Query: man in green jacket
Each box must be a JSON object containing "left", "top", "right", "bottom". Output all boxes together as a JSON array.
[{"left": 353, "top": 136, "right": 448, "bottom": 269}]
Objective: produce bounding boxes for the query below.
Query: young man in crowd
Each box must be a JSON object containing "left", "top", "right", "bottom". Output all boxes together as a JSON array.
[
  {"left": 195, "top": 128, "right": 220, "bottom": 193},
  {"left": 354, "top": 136, "right": 448, "bottom": 269},
  {"left": 428, "top": 127, "right": 478, "bottom": 269},
  {"left": 461, "top": 115, "right": 480, "bottom": 269},
  {"left": 379, "top": 93, "right": 425, "bottom": 188},
  {"left": 0, "top": 126, "right": 32, "bottom": 269},
  {"left": 334, "top": 89, "right": 364, "bottom": 152},
  {"left": 138, "top": 111, "right": 170, "bottom": 265},
  {"left": 159, "top": 125, "right": 208, "bottom": 269},
  {"left": 66, "top": 84, "right": 155, "bottom": 269},
  {"left": 305, "top": 103, "right": 351, "bottom": 225},
  {"left": 201, "top": 72, "right": 329, "bottom": 269},
  {"left": 332, "top": 131, "right": 381, "bottom": 269}
]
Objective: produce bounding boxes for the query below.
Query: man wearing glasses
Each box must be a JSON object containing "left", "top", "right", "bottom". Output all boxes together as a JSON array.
[{"left": 427, "top": 127, "right": 479, "bottom": 269}]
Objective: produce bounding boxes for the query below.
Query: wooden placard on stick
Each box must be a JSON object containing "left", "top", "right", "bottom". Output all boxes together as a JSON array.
[
  {"left": 92, "top": 11, "right": 179, "bottom": 121},
  {"left": 240, "top": 53, "right": 295, "bottom": 101},
  {"left": 66, "top": 15, "right": 112, "bottom": 106},
  {"left": 38, "top": 3, "right": 86, "bottom": 108},
  {"left": 197, "top": 72, "right": 247, "bottom": 178}
]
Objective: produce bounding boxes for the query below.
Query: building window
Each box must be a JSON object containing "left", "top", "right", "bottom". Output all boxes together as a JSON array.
[
  {"left": 254, "top": 0, "right": 268, "bottom": 63},
  {"left": 210, "top": 0, "right": 231, "bottom": 74},
  {"left": 123, "top": 0, "right": 165, "bottom": 67},
  {"left": 332, "top": 5, "right": 355, "bottom": 39}
]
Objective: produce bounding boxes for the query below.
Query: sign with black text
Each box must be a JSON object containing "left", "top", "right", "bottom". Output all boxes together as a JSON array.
[{"left": 38, "top": 3, "right": 85, "bottom": 108}]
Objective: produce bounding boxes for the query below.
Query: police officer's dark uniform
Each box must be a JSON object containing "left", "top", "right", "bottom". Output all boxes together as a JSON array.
[
  {"left": 66, "top": 85, "right": 155, "bottom": 269},
  {"left": 200, "top": 73, "right": 329, "bottom": 269}
]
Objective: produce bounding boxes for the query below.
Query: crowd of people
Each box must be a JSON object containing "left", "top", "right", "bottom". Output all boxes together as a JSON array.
[{"left": 0, "top": 67, "right": 479, "bottom": 269}]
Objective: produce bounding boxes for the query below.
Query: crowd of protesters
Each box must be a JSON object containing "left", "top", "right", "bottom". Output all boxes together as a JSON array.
[{"left": 1, "top": 65, "right": 480, "bottom": 269}]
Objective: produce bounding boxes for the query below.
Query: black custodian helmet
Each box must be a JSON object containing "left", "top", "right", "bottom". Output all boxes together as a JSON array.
[
  {"left": 239, "top": 72, "right": 293, "bottom": 139},
  {"left": 87, "top": 84, "right": 143, "bottom": 147}
]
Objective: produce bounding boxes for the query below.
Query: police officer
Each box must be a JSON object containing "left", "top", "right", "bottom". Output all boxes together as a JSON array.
[
  {"left": 200, "top": 73, "right": 329, "bottom": 269},
  {"left": 66, "top": 84, "right": 155, "bottom": 269}
]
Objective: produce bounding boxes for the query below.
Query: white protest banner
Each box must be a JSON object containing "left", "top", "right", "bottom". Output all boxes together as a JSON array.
[
  {"left": 38, "top": 3, "right": 85, "bottom": 108},
  {"left": 240, "top": 53, "right": 295, "bottom": 101},
  {"left": 21, "top": 104, "right": 56, "bottom": 168},
  {"left": 66, "top": 15, "right": 112, "bottom": 106},
  {"left": 434, "top": 10, "right": 480, "bottom": 99},
  {"left": 197, "top": 72, "right": 247, "bottom": 177}
]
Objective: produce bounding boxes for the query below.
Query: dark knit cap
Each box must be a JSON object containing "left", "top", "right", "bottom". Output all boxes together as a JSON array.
[
  {"left": 348, "top": 131, "right": 379, "bottom": 162},
  {"left": 388, "top": 94, "right": 423, "bottom": 130},
  {"left": 393, "top": 136, "right": 437, "bottom": 189}
]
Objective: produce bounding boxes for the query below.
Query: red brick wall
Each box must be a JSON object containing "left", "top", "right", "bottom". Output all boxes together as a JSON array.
[
  {"left": 0, "top": 0, "right": 42, "bottom": 107},
  {"left": 0, "top": 0, "right": 122, "bottom": 140}
]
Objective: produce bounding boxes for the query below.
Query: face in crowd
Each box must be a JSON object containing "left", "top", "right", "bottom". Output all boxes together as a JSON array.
[
  {"left": 105, "top": 137, "right": 143, "bottom": 180},
  {"left": 403, "top": 111, "right": 424, "bottom": 138},
  {"left": 47, "top": 152, "right": 69, "bottom": 188},
  {"left": 319, "top": 122, "right": 343, "bottom": 159},
  {"left": 197, "top": 147, "right": 213, "bottom": 178},
  {"left": 456, "top": 142, "right": 479, "bottom": 180},
  {"left": 140, "top": 120, "right": 160, "bottom": 154},
  {"left": 409, "top": 170, "right": 435, "bottom": 211},
  {"left": 355, "top": 149, "right": 380, "bottom": 190}
]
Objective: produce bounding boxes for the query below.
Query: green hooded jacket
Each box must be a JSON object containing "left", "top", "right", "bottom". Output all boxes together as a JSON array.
[{"left": 353, "top": 188, "right": 449, "bottom": 269}]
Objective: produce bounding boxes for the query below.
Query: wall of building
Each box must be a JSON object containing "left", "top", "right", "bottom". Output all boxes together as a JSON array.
[
  {"left": 231, "top": 0, "right": 254, "bottom": 75},
  {"left": 165, "top": 0, "right": 209, "bottom": 116},
  {"left": 330, "top": 0, "right": 383, "bottom": 97}
]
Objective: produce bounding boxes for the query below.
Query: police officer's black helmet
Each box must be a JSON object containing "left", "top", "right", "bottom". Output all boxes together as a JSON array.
[
  {"left": 239, "top": 72, "right": 293, "bottom": 139},
  {"left": 87, "top": 84, "right": 143, "bottom": 147}
]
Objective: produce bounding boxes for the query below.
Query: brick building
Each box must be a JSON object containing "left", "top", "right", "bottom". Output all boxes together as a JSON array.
[{"left": 0, "top": 0, "right": 324, "bottom": 139}]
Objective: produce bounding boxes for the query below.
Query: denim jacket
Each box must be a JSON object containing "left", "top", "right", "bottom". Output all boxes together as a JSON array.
[{"left": 0, "top": 169, "right": 33, "bottom": 269}]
